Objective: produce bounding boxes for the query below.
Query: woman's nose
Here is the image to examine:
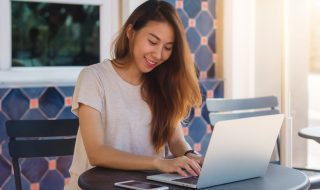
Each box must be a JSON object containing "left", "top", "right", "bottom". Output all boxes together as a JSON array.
[{"left": 152, "top": 46, "right": 163, "bottom": 60}]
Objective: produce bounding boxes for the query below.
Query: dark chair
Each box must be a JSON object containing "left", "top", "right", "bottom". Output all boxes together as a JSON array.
[
  {"left": 6, "top": 119, "right": 79, "bottom": 190},
  {"left": 206, "top": 96, "right": 320, "bottom": 189}
]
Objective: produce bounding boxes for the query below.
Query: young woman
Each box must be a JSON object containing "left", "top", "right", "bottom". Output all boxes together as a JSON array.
[{"left": 65, "top": 1, "right": 202, "bottom": 189}]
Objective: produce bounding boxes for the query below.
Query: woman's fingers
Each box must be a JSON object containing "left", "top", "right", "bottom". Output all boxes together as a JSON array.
[
  {"left": 158, "top": 156, "right": 202, "bottom": 177},
  {"left": 174, "top": 156, "right": 201, "bottom": 176},
  {"left": 183, "top": 162, "right": 197, "bottom": 176},
  {"left": 176, "top": 167, "right": 188, "bottom": 177},
  {"left": 184, "top": 157, "right": 201, "bottom": 176}
]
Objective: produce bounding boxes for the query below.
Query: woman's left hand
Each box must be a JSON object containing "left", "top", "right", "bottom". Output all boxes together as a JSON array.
[{"left": 185, "top": 152, "right": 204, "bottom": 166}]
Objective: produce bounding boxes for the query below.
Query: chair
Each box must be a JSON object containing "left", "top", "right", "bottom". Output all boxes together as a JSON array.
[
  {"left": 6, "top": 119, "right": 79, "bottom": 190},
  {"left": 206, "top": 96, "right": 320, "bottom": 189}
]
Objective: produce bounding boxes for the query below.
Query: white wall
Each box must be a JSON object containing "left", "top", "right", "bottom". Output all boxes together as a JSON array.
[
  {"left": 223, "top": 0, "right": 309, "bottom": 166},
  {"left": 122, "top": 0, "right": 146, "bottom": 24},
  {"left": 284, "top": 0, "right": 309, "bottom": 167},
  {"left": 223, "top": 0, "right": 255, "bottom": 98}
]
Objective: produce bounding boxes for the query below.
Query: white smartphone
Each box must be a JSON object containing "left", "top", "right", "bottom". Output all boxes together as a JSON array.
[{"left": 114, "top": 180, "right": 169, "bottom": 190}]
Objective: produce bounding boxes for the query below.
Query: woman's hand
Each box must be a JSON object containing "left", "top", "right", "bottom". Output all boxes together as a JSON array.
[
  {"left": 154, "top": 156, "right": 201, "bottom": 177},
  {"left": 185, "top": 152, "right": 204, "bottom": 166}
]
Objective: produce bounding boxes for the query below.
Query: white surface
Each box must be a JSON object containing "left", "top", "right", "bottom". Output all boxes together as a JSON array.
[
  {"left": 307, "top": 74, "right": 320, "bottom": 169},
  {"left": 223, "top": 0, "right": 256, "bottom": 98},
  {"left": 0, "top": 67, "right": 82, "bottom": 87}
]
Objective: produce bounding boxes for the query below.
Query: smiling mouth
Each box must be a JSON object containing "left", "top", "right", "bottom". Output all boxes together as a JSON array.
[{"left": 145, "top": 57, "right": 157, "bottom": 65}]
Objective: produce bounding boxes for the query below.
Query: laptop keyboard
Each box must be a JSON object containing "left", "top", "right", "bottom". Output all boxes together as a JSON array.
[{"left": 173, "top": 176, "right": 199, "bottom": 185}]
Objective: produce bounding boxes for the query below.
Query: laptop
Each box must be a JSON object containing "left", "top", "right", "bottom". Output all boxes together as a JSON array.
[{"left": 147, "top": 114, "right": 284, "bottom": 189}]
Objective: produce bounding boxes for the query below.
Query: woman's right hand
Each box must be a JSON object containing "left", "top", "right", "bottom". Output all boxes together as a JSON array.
[{"left": 154, "top": 156, "right": 201, "bottom": 177}]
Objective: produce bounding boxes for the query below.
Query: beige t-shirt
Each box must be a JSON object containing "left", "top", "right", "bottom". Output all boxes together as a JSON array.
[{"left": 65, "top": 60, "right": 164, "bottom": 190}]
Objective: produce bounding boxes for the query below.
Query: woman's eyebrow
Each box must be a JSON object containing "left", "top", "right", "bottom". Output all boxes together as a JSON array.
[
  {"left": 148, "top": 33, "right": 160, "bottom": 40},
  {"left": 148, "top": 33, "right": 174, "bottom": 44}
]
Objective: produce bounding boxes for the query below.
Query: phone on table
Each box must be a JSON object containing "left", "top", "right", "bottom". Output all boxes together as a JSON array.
[{"left": 114, "top": 180, "right": 169, "bottom": 190}]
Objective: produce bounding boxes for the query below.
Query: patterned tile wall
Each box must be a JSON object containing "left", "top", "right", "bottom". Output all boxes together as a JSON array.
[
  {"left": 0, "top": 0, "right": 223, "bottom": 189},
  {"left": 164, "top": 0, "right": 222, "bottom": 154},
  {"left": 0, "top": 87, "right": 76, "bottom": 190}
]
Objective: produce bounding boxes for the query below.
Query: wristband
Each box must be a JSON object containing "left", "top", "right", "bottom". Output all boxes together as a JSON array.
[{"left": 184, "top": 150, "right": 197, "bottom": 156}]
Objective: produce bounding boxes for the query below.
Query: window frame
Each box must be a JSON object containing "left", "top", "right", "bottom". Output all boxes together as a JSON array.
[{"left": 0, "top": 0, "right": 119, "bottom": 86}]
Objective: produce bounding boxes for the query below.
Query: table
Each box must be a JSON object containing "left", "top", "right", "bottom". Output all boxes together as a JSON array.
[
  {"left": 78, "top": 164, "right": 310, "bottom": 190},
  {"left": 298, "top": 127, "right": 320, "bottom": 143},
  {"left": 298, "top": 127, "right": 320, "bottom": 188}
]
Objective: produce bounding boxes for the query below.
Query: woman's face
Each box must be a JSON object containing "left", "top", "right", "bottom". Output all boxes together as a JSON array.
[{"left": 127, "top": 20, "right": 174, "bottom": 73}]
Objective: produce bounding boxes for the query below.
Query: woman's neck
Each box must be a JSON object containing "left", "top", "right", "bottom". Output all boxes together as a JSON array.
[{"left": 111, "top": 59, "right": 143, "bottom": 86}]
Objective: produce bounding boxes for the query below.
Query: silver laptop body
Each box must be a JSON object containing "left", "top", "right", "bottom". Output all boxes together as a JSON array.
[{"left": 147, "top": 114, "right": 284, "bottom": 189}]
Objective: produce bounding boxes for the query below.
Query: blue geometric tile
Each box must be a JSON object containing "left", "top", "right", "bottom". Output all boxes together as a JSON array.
[
  {"left": 40, "top": 171, "right": 64, "bottom": 190},
  {"left": 1, "top": 140, "right": 11, "bottom": 162},
  {"left": 184, "top": 135, "right": 195, "bottom": 150},
  {"left": 56, "top": 156, "right": 73, "bottom": 177},
  {"left": 21, "top": 158, "right": 48, "bottom": 182},
  {"left": 208, "top": 0, "right": 216, "bottom": 18},
  {"left": 2, "top": 89, "right": 29, "bottom": 119},
  {"left": 0, "top": 156, "right": 11, "bottom": 186},
  {"left": 182, "top": 108, "right": 194, "bottom": 128},
  {"left": 199, "top": 82, "right": 207, "bottom": 103},
  {"left": 2, "top": 175, "right": 31, "bottom": 190},
  {"left": 57, "top": 107, "right": 76, "bottom": 119},
  {"left": 196, "top": 12, "right": 213, "bottom": 35},
  {"left": 199, "top": 79, "right": 224, "bottom": 98},
  {"left": 22, "top": 87, "right": 45, "bottom": 99},
  {"left": 1, "top": 176, "right": 14, "bottom": 190},
  {"left": 0, "top": 112, "right": 8, "bottom": 142},
  {"left": 22, "top": 109, "right": 46, "bottom": 120},
  {"left": 214, "top": 80, "right": 224, "bottom": 98},
  {"left": 39, "top": 87, "right": 64, "bottom": 119},
  {"left": 201, "top": 104, "right": 210, "bottom": 125},
  {"left": 0, "top": 88, "right": 9, "bottom": 99},
  {"left": 58, "top": 86, "right": 74, "bottom": 97},
  {"left": 207, "top": 63, "right": 215, "bottom": 78},
  {"left": 189, "top": 117, "right": 207, "bottom": 143},
  {"left": 178, "top": 9, "right": 189, "bottom": 29},
  {"left": 186, "top": 28, "right": 200, "bottom": 52},
  {"left": 208, "top": 30, "right": 216, "bottom": 53},
  {"left": 200, "top": 134, "right": 212, "bottom": 156},
  {"left": 195, "top": 46, "right": 213, "bottom": 71},
  {"left": 200, "top": 79, "right": 220, "bottom": 91},
  {"left": 184, "top": 0, "right": 201, "bottom": 18}
]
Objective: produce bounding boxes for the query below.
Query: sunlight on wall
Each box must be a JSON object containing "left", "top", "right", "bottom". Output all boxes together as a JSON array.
[
  {"left": 310, "top": 0, "right": 320, "bottom": 73},
  {"left": 307, "top": 0, "right": 320, "bottom": 169}
]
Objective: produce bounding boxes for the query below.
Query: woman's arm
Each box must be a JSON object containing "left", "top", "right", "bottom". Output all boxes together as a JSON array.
[
  {"left": 78, "top": 103, "right": 157, "bottom": 170},
  {"left": 78, "top": 104, "right": 200, "bottom": 176},
  {"left": 168, "top": 125, "right": 191, "bottom": 157},
  {"left": 168, "top": 125, "right": 204, "bottom": 165}
]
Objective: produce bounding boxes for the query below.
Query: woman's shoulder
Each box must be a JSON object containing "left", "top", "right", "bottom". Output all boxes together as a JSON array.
[
  {"left": 84, "top": 60, "right": 111, "bottom": 71},
  {"left": 80, "top": 60, "right": 113, "bottom": 77}
]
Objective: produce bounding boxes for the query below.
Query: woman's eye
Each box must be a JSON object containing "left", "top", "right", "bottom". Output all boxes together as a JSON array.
[
  {"left": 165, "top": 47, "right": 173, "bottom": 51},
  {"left": 148, "top": 40, "right": 157, "bottom": 45}
]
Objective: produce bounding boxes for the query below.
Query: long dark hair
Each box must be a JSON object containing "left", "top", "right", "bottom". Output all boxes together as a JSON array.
[{"left": 111, "top": 0, "right": 201, "bottom": 152}]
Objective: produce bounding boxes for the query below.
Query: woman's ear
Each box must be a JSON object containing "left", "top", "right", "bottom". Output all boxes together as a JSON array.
[{"left": 126, "top": 24, "right": 135, "bottom": 40}]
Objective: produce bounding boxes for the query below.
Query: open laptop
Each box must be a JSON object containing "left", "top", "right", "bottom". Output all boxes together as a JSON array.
[{"left": 147, "top": 114, "right": 284, "bottom": 189}]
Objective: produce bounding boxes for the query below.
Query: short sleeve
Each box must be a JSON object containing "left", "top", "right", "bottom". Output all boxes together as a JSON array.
[{"left": 71, "top": 67, "right": 104, "bottom": 116}]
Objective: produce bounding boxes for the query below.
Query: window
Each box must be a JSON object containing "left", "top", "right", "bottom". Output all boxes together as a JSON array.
[
  {"left": 0, "top": 0, "right": 119, "bottom": 85},
  {"left": 11, "top": 1, "right": 100, "bottom": 67}
]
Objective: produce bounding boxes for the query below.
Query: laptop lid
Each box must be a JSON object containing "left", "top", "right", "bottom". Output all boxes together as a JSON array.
[{"left": 147, "top": 114, "right": 284, "bottom": 189}]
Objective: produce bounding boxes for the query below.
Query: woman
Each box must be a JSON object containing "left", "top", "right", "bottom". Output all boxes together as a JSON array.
[{"left": 65, "top": 1, "right": 202, "bottom": 189}]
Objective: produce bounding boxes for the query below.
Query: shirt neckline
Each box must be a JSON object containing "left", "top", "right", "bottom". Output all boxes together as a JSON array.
[{"left": 104, "top": 59, "right": 142, "bottom": 89}]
